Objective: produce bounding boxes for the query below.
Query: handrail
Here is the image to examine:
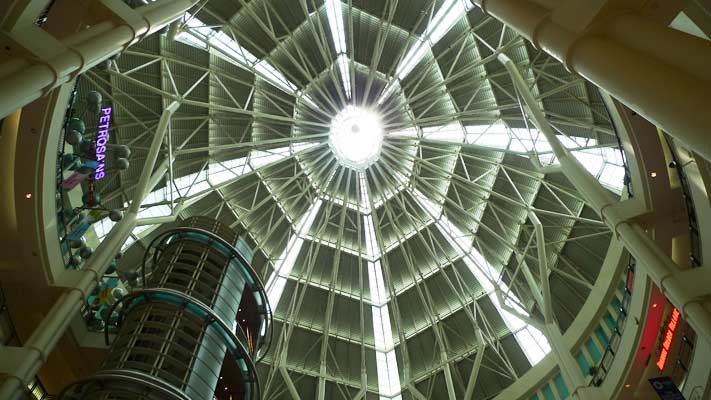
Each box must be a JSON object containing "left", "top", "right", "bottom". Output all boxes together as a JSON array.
[
  {"left": 590, "top": 256, "right": 635, "bottom": 386},
  {"left": 55, "top": 80, "right": 80, "bottom": 270},
  {"left": 663, "top": 134, "right": 703, "bottom": 268},
  {"left": 670, "top": 324, "right": 695, "bottom": 383},
  {"left": 610, "top": 116, "right": 634, "bottom": 197},
  {"left": 57, "top": 369, "right": 192, "bottom": 400},
  {"left": 102, "top": 288, "right": 260, "bottom": 400}
]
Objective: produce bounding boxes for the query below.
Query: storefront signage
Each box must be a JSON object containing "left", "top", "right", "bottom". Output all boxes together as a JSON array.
[
  {"left": 656, "top": 308, "right": 680, "bottom": 371},
  {"left": 648, "top": 376, "right": 685, "bottom": 400},
  {"left": 95, "top": 107, "right": 112, "bottom": 180}
]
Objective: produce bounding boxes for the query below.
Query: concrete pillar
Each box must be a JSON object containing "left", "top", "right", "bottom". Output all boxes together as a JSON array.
[
  {"left": 474, "top": 0, "right": 711, "bottom": 161},
  {"left": 497, "top": 53, "right": 711, "bottom": 345},
  {"left": 0, "top": 92, "right": 174, "bottom": 400},
  {"left": 0, "top": 0, "right": 199, "bottom": 119},
  {"left": 0, "top": 111, "right": 20, "bottom": 248}
]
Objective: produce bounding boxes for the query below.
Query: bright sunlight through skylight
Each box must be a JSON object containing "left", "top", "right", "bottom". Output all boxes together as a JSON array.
[{"left": 329, "top": 106, "right": 384, "bottom": 169}]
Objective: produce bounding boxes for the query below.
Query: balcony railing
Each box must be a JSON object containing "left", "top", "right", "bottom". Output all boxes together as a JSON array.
[
  {"left": 590, "top": 257, "right": 635, "bottom": 386},
  {"left": 525, "top": 255, "right": 634, "bottom": 399},
  {"left": 664, "top": 134, "right": 703, "bottom": 268}
]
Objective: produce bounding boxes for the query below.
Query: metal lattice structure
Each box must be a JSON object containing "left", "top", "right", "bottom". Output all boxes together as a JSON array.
[{"left": 73, "top": 1, "right": 630, "bottom": 399}]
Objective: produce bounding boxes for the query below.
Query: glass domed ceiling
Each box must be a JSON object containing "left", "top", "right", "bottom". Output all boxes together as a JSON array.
[{"left": 81, "top": 0, "right": 628, "bottom": 398}]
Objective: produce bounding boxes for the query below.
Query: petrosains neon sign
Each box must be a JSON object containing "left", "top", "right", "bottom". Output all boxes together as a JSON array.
[
  {"left": 95, "top": 107, "right": 112, "bottom": 180},
  {"left": 656, "top": 307, "right": 680, "bottom": 370}
]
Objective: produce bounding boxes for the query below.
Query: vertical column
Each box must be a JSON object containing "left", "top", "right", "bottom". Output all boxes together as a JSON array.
[
  {"left": 474, "top": 0, "right": 711, "bottom": 161},
  {"left": 0, "top": 0, "right": 199, "bottom": 119},
  {"left": 497, "top": 52, "right": 711, "bottom": 346},
  {"left": 0, "top": 78, "right": 169, "bottom": 400},
  {"left": 526, "top": 211, "right": 599, "bottom": 399}
]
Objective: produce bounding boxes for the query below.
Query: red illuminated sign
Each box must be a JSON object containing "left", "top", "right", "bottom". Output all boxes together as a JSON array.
[{"left": 656, "top": 308, "right": 680, "bottom": 370}]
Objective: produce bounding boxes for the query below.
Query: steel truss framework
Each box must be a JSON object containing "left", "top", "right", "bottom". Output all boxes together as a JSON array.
[{"left": 74, "top": 1, "right": 626, "bottom": 399}]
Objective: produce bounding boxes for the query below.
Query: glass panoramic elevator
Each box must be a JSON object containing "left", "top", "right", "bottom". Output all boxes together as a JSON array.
[{"left": 59, "top": 217, "right": 272, "bottom": 400}]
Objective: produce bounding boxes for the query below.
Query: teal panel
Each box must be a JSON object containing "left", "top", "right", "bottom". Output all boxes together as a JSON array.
[
  {"left": 576, "top": 351, "right": 591, "bottom": 375},
  {"left": 595, "top": 325, "right": 610, "bottom": 348},
  {"left": 554, "top": 374, "right": 570, "bottom": 399},
  {"left": 543, "top": 383, "right": 555, "bottom": 400},
  {"left": 235, "top": 239, "right": 254, "bottom": 263},
  {"left": 611, "top": 297, "right": 622, "bottom": 310},
  {"left": 604, "top": 312, "right": 616, "bottom": 330},
  {"left": 586, "top": 338, "right": 602, "bottom": 363}
]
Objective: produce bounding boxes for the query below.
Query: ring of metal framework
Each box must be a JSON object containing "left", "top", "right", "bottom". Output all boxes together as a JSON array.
[
  {"left": 140, "top": 226, "right": 273, "bottom": 362},
  {"left": 56, "top": 368, "right": 193, "bottom": 400},
  {"left": 103, "top": 288, "right": 261, "bottom": 400},
  {"left": 8, "top": 0, "right": 692, "bottom": 398}
]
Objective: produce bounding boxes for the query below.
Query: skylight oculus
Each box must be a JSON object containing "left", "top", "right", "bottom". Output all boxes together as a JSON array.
[{"left": 329, "top": 106, "right": 384, "bottom": 169}]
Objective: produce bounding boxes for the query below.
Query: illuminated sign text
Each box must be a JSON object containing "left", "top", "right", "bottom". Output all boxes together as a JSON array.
[
  {"left": 95, "top": 107, "right": 112, "bottom": 180},
  {"left": 656, "top": 307, "right": 680, "bottom": 370}
]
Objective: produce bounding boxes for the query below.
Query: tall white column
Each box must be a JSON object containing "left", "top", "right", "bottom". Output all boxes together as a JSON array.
[
  {"left": 0, "top": 0, "right": 198, "bottom": 119},
  {"left": 0, "top": 101, "right": 177, "bottom": 400},
  {"left": 475, "top": 0, "right": 711, "bottom": 161},
  {"left": 498, "top": 53, "right": 711, "bottom": 346},
  {"left": 515, "top": 211, "right": 602, "bottom": 400}
]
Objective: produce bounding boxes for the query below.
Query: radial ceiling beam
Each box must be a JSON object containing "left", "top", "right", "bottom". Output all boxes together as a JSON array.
[
  {"left": 231, "top": 0, "right": 344, "bottom": 114},
  {"left": 317, "top": 168, "right": 349, "bottom": 400},
  {"left": 370, "top": 157, "right": 522, "bottom": 380},
  {"left": 359, "top": 172, "right": 409, "bottom": 400},
  {"left": 369, "top": 165, "right": 458, "bottom": 400},
  {"left": 463, "top": 327, "right": 486, "bottom": 400},
  {"left": 94, "top": 67, "right": 330, "bottom": 128}
]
